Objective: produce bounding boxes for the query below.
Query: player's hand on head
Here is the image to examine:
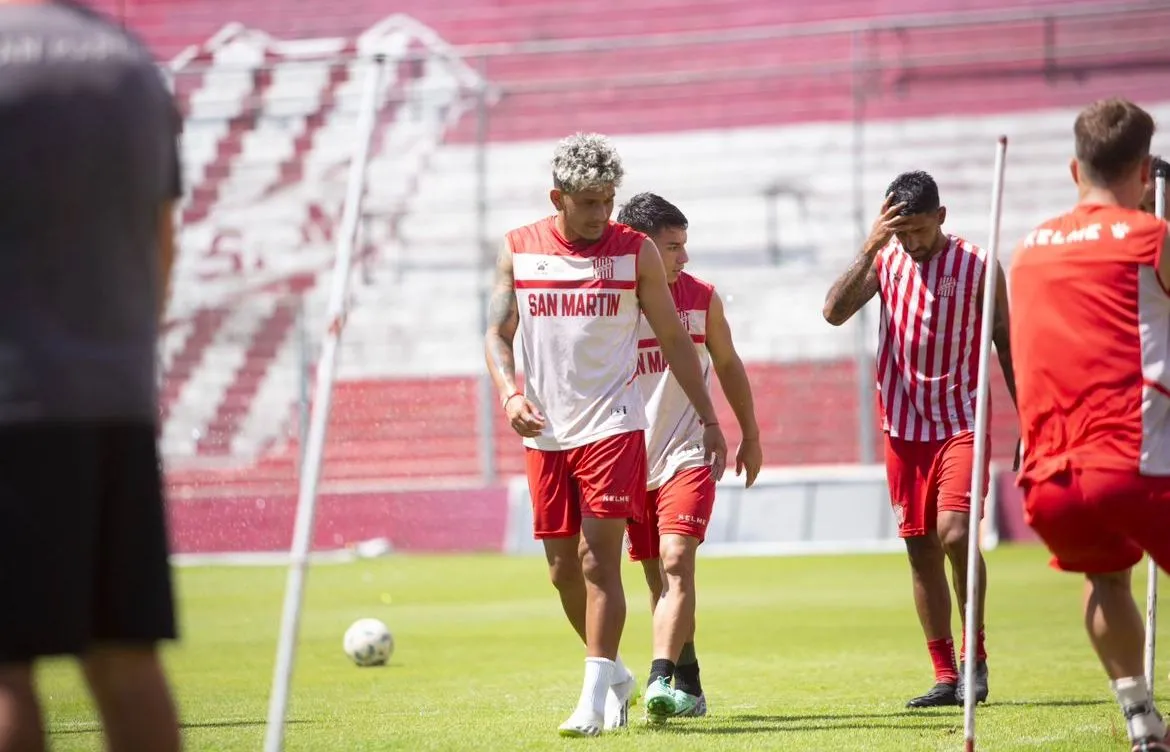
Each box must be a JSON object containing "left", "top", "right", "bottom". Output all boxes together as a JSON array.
[
  {"left": 736, "top": 437, "right": 762, "bottom": 488},
  {"left": 505, "top": 394, "right": 545, "bottom": 438},
  {"left": 702, "top": 424, "right": 728, "bottom": 482},
  {"left": 866, "top": 194, "right": 911, "bottom": 251}
]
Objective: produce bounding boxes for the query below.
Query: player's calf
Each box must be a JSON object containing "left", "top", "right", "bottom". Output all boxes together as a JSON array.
[
  {"left": 82, "top": 646, "right": 180, "bottom": 752},
  {"left": 641, "top": 558, "right": 665, "bottom": 613},
  {"left": 543, "top": 537, "right": 589, "bottom": 643},
  {"left": 904, "top": 536, "right": 961, "bottom": 707},
  {"left": 0, "top": 664, "right": 46, "bottom": 752}
]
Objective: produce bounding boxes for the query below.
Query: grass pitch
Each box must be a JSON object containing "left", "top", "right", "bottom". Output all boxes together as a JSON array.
[{"left": 38, "top": 544, "right": 1169, "bottom": 751}]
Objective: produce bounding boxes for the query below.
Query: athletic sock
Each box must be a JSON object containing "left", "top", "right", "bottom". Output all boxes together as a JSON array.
[
  {"left": 576, "top": 657, "right": 615, "bottom": 717},
  {"left": 648, "top": 658, "right": 675, "bottom": 687},
  {"left": 675, "top": 641, "right": 702, "bottom": 695},
  {"left": 960, "top": 625, "right": 987, "bottom": 663},
  {"left": 613, "top": 654, "right": 631, "bottom": 684},
  {"left": 674, "top": 660, "right": 703, "bottom": 697},
  {"left": 927, "top": 637, "right": 959, "bottom": 684},
  {"left": 1112, "top": 676, "right": 1167, "bottom": 742}
]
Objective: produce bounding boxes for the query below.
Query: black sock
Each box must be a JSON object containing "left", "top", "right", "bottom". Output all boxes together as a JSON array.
[
  {"left": 648, "top": 659, "right": 675, "bottom": 687},
  {"left": 677, "top": 641, "right": 698, "bottom": 667},
  {"left": 674, "top": 660, "right": 702, "bottom": 697}
]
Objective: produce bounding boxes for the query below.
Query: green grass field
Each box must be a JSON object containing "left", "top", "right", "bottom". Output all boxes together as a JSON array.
[{"left": 36, "top": 544, "right": 1170, "bottom": 751}]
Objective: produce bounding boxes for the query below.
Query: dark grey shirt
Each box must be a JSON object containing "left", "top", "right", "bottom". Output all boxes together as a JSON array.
[{"left": 0, "top": 1, "right": 180, "bottom": 423}]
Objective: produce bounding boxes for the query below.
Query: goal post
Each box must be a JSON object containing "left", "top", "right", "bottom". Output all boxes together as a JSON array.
[{"left": 262, "top": 53, "right": 387, "bottom": 752}]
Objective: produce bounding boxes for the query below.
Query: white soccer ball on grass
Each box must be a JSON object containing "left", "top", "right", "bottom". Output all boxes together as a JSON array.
[{"left": 343, "top": 618, "right": 394, "bottom": 667}]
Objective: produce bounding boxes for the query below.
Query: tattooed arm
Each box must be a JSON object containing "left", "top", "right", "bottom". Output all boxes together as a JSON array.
[
  {"left": 822, "top": 252, "right": 881, "bottom": 326},
  {"left": 484, "top": 240, "right": 520, "bottom": 400},
  {"left": 484, "top": 239, "right": 545, "bottom": 437},
  {"left": 823, "top": 194, "right": 908, "bottom": 326}
]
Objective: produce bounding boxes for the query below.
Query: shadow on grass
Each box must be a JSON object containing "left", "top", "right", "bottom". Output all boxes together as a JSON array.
[
  {"left": 51, "top": 719, "right": 313, "bottom": 736},
  {"left": 993, "top": 699, "right": 1111, "bottom": 709},
  {"left": 646, "top": 710, "right": 957, "bottom": 735}
]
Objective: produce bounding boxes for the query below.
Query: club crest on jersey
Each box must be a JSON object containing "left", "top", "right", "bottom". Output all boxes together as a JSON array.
[
  {"left": 592, "top": 256, "right": 614, "bottom": 280},
  {"left": 677, "top": 309, "right": 691, "bottom": 331},
  {"left": 937, "top": 276, "right": 957, "bottom": 298}
]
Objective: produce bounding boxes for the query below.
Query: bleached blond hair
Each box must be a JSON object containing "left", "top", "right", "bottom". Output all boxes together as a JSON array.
[{"left": 551, "top": 132, "right": 624, "bottom": 194}]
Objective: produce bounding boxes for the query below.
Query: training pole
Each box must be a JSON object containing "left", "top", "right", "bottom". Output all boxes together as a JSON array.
[
  {"left": 1145, "top": 160, "right": 1167, "bottom": 694},
  {"left": 262, "top": 54, "right": 385, "bottom": 752},
  {"left": 963, "top": 135, "right": 1008, "bottom": 752}
]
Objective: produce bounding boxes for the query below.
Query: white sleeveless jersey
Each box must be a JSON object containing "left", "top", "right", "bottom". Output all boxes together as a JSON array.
[
  {"left": 509, "top": 217, "right": 648, "bottom": 451},
  {"left": 636, "top": 272, "right": 715, "bottom": 489}
]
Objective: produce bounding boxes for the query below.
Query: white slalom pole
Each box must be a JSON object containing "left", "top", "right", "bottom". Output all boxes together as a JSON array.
[
  {"left": 1145, "top": 160, "right": 1167, "bottom": 694},
  {"left": 262, "top": 54, "right": 385, "bottom": 752},
  {"left": 963, "top": 135, "right": 1008, "bottom": 752}
]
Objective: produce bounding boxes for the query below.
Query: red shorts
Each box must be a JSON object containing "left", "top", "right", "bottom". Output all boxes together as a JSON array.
[
  {"left": 524, "top": 430, "right": 647, "bottom": 539},
  {"left": 625, "top": 466, "right": 716, "bottom": 562},
  {"left": 1023, "top": 467, "right": 1170, "bottom": 574},
  {"left": 884, "top": 431, "right": 990, "bottom": 538}
]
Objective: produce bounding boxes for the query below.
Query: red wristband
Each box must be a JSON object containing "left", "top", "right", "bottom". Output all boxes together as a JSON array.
[{"left": 502, "top": 391, "right": 523, "bottom": 409}]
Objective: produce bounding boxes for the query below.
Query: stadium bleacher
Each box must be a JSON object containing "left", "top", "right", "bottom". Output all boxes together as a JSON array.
[{"left": 100, "top": 0, "right": 1170, "bottom": 494}]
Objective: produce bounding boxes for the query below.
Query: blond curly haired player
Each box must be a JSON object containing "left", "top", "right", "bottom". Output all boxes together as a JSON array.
[{"left": 484, "top": 133, "right": 728, "bottom": 737}]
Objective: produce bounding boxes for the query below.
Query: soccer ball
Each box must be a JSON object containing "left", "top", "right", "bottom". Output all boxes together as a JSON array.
[{"left": 343, "top": 618, "right": 394, "bottom": 667}]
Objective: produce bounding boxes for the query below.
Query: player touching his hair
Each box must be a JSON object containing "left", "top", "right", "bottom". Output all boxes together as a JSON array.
[
  {"left": 1012, "top": 99, "right": 1170, "bottom": 752},
  {"left": 485, "top": 134, "right": 728, "bottom": 737},
  {"left": 823, "top": 171, "right": 1016, "bottom": 708},
  {"left": 615, "top": 193, "right": 762, "bottom": 723}
]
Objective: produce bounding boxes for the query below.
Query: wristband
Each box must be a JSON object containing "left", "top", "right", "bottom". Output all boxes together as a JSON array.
[
  {"left": 700, "top": 420, "right": 719, "bottom": 428},
  {"left": 502, "top": 391, "right": 523, "bottom": 410}
]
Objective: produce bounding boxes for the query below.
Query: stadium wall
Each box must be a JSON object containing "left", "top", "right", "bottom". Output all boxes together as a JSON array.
[{"left": 167, "top": 467, "right": 1029, "bottom": 557}]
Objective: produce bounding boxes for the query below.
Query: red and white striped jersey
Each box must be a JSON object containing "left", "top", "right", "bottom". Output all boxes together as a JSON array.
[
  {"left": 509, "top": 217, "right": 649, "bottom": 451},
  {"left": 875, "top": 234, "right": 988, "bottom": 441},
  {"left": 636, "top": 271, "right": 715, "bottom": 490}
]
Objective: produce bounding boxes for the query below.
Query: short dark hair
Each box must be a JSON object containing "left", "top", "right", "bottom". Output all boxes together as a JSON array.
[
  {"left": 884, "top": 171, "right": 940, "bottom": 216},
  {"left": 1074, "top": 98, "right": 1155, "bottom": 185},
  {"left": 616, "top": 192, "right": 688, "bottom": 235}
]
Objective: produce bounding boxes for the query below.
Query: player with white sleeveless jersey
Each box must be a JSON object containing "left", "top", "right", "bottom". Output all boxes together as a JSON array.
[
  {"left": 615, "top": 193, "right": 762, "bottom": 724},
  {"left": 823, "top": 171, "right": 1017, "bottom": 709},
  {"left": 484, "top": 134, "right": 728, "bottom": 737}
]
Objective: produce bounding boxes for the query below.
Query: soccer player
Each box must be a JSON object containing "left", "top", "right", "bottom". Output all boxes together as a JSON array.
[
  {"left": 0, "top": 2, "right": 182, "bottom": 752},
  {"left": 615, "top": 193, "right": 762, "bottom": 722},
  {"left": 484, "top": 133, "right": 728, "bottom": 737},
  {"left": 822, "top": 171, "right": 1016, "bottom": 708},
  {"left": 1010, "top": 98, "right": 1170, "bottom": 752}
]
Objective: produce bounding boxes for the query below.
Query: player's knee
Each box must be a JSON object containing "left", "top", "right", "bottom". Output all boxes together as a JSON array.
[
  {"left": 1086, "top": 569, "right": 1132, "bottom": 592},
  {"left": 935, "top": 513, "right": 971, "bottom": 555},
  {"left": 82, "top": 645, "right": 167, "bottom": 693},
  {"left": 548, "top": 556, "right": 582, "bottom": 592},
  {"left": 938, "top": 527, "right": 969, "bottom": 557},
  {"left": 580, "top": 548, "right": 621, "bottom": 589},
  {"left": 659, "top": 535, "right": 698, "bottom": 584}
]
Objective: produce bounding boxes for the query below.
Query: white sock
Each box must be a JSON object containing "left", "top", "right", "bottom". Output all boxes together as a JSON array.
[
  {"left": 613, "top": 655, "right": 631, "bottom": 683},
  {"left": 576, "top": 657, "right": 615, "bottom": 717},
  {"left": 1112, "top": 676, "right": 1167, "bottom": 741}
]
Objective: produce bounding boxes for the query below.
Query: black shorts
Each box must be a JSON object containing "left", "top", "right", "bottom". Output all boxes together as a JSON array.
[{"left": 0, "top": 421, "right": 176, "bottom": 663}]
